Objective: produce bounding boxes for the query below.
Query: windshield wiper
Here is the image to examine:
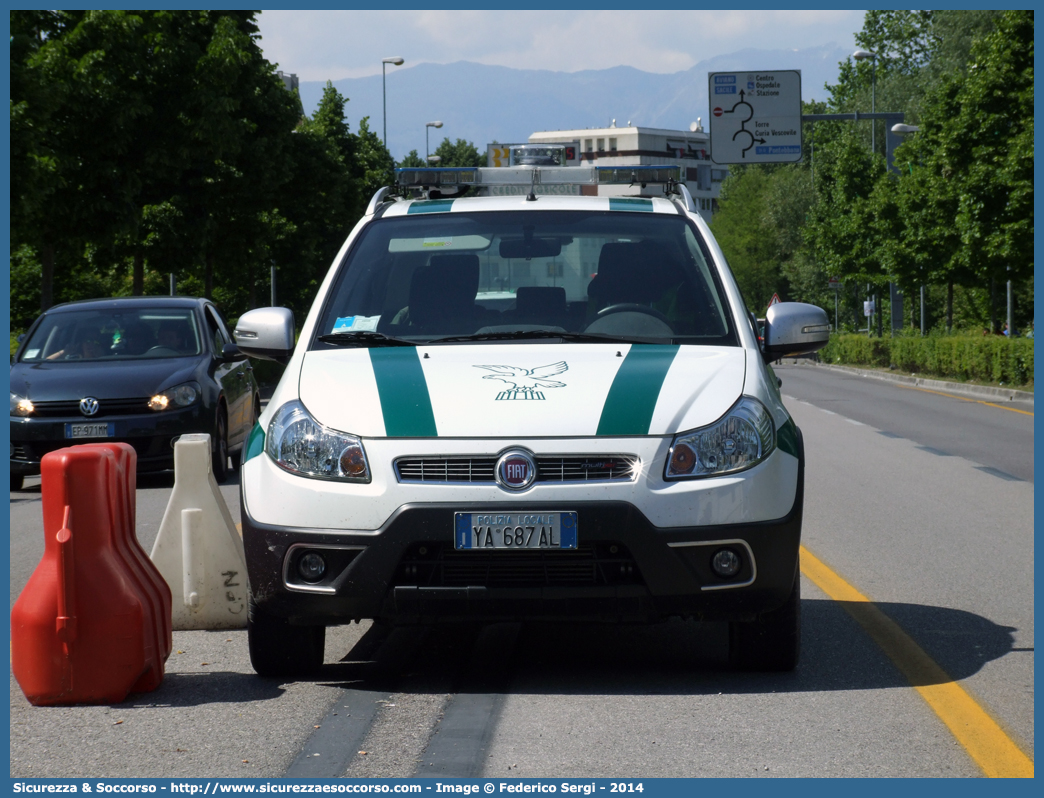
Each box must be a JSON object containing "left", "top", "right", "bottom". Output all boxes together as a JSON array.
[
  {"left": 429, "top": 330, "right": 649, "bottom": 345},
  {"left": 317, "top": 331, "right": 417, "bottom": 348}
]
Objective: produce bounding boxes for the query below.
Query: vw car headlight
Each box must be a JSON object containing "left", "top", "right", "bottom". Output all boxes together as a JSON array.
[
  {"left": 665, "top": 397, "right": 775, "bottom": 479},
  {"left": 148, "top": 381, "right": 200, "bottom": 411},
  {"left": 10, "top": 392, "right": 34, "bottom": 417},
  {"left": 265, "top": 400, "right": 370, "bottom": 482}
]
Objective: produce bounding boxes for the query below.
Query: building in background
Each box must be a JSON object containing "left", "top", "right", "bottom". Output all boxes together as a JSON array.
[
  {"left": 527, "top": 122, "right": 727, "bottom": 223},
  {"left": 276, "top": 70, "right": 299, "bottom": 93}
]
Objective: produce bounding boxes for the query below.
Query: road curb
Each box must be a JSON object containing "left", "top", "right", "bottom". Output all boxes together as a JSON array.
[{"left": 780, "top": 360, "right": 1034, "bottom": 405}]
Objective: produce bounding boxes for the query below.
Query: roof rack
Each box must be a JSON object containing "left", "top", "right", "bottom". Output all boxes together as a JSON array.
[{"left": 393, "top": 165, "right": 684, "bottom": 200}]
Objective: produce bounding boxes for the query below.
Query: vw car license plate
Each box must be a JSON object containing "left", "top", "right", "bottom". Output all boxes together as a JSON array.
[
  {"left": 65, "top": 422, "right": 115, "bottom": 439},
  {"left": 454, "top": 512, "right": 577, "bottom": 550}
]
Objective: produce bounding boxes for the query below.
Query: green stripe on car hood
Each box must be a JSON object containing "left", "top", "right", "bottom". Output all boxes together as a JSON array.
[
  {"left": 596, "top": 345, "right": 679, "bottom": 435},
  {"left": 244, "top": 422, "right": 265, "bottom": 462},
  {"left": 777, "top": 416, "right": 800, "bottom": 458},
  {"left": 369, "top": 348, "right": 438, "bottom": 436}
]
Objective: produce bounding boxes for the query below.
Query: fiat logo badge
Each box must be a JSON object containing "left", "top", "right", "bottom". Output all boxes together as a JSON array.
[
  {"left": 79, "top": 397, "right": 100, "bottom": 417},
  {"left": 495, "top": 449, "right": 537, "bottom": 491}
]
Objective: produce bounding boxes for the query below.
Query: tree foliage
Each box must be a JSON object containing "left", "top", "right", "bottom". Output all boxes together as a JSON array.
[
  {"left": 8, "top": 11, "right": 408, "bottom": 333},
  {"left": 713, "top": 10, "right": 1032, "bottom": 333},
  {"left": 397, "top": 150, "right": 426, "bottom": 168},
  {"left": 431, "top": 138, "right": 485, "bottom": 168}
]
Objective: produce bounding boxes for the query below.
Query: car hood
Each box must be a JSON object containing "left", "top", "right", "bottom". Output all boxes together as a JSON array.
[
  {"left": 299, "top": 343, "right": 746, "bottom": 438},
  {"left": 10, "top": 358, "right": 201, "bottom": 401}
]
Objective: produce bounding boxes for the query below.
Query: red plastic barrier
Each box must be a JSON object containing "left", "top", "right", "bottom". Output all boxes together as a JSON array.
[
  {"left": 95, "top": 442, "right": 173, "bottom": 691},
  {"left": 11, "top": 444, "right": 171, "bottom": 705}
]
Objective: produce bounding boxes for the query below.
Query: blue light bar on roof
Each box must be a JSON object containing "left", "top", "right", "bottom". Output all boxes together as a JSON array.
[
  {"left": 596, "top": 165, "right": 683, "bottom": 185},
  {"left": 395, "top": 167, "right": 479, "bottom": 187},
  {"left": 394, "top": 164, "right": 683, "bottom": 191}
]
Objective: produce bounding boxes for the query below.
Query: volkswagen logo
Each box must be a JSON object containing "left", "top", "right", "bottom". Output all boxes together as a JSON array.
[
  {"left": 79, "top": 397, "right": 100, "bottom": 417},
  {"left": 495, "top": 449, "right": 537, "bottom": 492}
]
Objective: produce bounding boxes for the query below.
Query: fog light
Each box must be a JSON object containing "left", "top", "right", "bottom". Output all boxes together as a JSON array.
[
  {"left": 711, "top": 548, "right": 741, "bottom": 578},
  {"left": 297, "top": 552, "right": 327, "bottom": 583}
]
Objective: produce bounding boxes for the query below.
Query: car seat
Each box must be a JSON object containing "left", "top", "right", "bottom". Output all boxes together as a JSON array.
[{"left": 406, "top": 253, "right": 487, "bottom": 335}]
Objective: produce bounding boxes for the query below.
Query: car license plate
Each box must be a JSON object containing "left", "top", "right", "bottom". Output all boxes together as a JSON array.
[
  {"left": 454, "top": 512, "right": 577, "bottom": 550},
  {"left": 64, "top": 422, "right": 115, "bottom": 439}
]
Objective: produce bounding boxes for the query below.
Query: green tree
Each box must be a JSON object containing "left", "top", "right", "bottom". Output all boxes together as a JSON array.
[
  {"left": 432, "top": 137, "right": 484, "bottom": 168},
  {"left": 9, "top": 10, "right": 359, "bottom": 327},
  {"left": 710, "top": 166, "right": 780, "bottom": 310},
  {"left": 893, "top": 10, "right": 1033, "bottom": 330},
  {"left": 798, "top": 10, "right": 1029, "bottom": 333},
  {"left": 266, "top": 84, "right": 365, "bottom": 318},
  {"left": 351, "top": 116, "right": 395, "bottom": 203},
  {"left": 10, "top": 11, "right": 291, "bottom": 309},
  {"left": 397, "top": 149, "right": 426, "bottom": 168}
]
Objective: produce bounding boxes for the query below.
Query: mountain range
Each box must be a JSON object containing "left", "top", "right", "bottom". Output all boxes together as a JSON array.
[{"left": 297, "top": 44, "right": 851, "bottom": 160}]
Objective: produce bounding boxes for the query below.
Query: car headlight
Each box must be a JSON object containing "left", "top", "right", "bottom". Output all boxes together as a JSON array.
[
  {"left": 665, "top": 397, "right": 775, "bottom": 479},
  {"left": 148, "top": 381, "right": 200, "bottom": 411},
  {"left": 10, "top": 392, "right": 34, "bottom": 417},
  {"left": 265, "top": 400, "right": 370, "bottom": 482}
]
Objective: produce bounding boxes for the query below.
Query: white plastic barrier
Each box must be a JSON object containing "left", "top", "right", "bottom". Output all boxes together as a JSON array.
[{"left": 150, "top": 434, "right": 248, "bottom": 629}]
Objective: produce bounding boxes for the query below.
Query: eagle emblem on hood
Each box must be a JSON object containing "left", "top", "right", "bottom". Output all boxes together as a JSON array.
[{"left": 474, "top": 361, "right": 568, "bottom": 401}]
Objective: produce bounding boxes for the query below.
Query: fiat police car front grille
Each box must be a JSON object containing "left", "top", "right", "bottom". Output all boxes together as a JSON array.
[
  {"left": 396, "top": 457, "right": 497, "bottom": 483},
  {"left": 394, "top": 455, "right": 639, "bottom": 484},
  {"left": 394, "top": 542, "right": 643, "bottom": 588}
]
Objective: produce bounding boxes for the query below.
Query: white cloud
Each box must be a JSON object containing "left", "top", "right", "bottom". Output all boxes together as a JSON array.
[{"left": 256, "top": 9, "right": 864, "bottom": 81}]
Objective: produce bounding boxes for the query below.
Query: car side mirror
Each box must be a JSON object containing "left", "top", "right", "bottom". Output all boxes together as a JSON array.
[
  {"left": 762, "top": 302, "right": 830, "bottom": 362},
  {"left": 233, "top": 307, "right": 296, "bottom": 364},
  {"left": 220, "top": 342, "right": 243, "bottom": 361}
]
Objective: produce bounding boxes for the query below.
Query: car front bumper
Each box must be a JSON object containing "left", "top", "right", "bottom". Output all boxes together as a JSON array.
[
  {"left": 9, "top": 404, "right": 211, "bottom": 475},
  {"left": 242, "top": 430, "right": 804, "bottom": 625}
]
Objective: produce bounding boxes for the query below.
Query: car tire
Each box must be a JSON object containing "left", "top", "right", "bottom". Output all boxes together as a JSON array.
[
  {"left": 247, "top": 595, "right": 325, "bottom": 678},
  {"left": 11, "top": 474, "right": 23, "bottom": 492},
  {"left": 728, "top": 574, "right": 800, "bottom": 672},
  {"left": 212, "top": 407, "right": 229, "bottom": 483}
]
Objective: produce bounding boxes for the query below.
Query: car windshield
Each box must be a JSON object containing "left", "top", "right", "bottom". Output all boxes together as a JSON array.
[
  {"left": 314, "top": 210, "right": 737, "bottom": 346},
  {"left": 19, "top": 307, "right": 203, "bottom": 362}
]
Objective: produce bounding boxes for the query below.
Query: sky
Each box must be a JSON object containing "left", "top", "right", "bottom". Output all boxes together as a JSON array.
[{"left": 255, "top": 10, "right": 865, "bottom": 81}]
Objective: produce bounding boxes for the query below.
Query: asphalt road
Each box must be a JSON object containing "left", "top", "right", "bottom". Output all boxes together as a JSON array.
[
  {"left": 773, "top": 362, "right": 1034, "bottom": 482},
  {"left": 8, "top": 366, "right": 1034, "bottom": 778}
]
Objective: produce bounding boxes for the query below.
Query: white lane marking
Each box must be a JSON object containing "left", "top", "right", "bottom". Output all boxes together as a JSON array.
[{"left": 846, "top": 418, "right": 864, "bottom": 426}]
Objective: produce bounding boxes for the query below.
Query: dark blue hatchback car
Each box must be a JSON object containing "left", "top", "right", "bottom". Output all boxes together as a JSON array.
[{"left": 10, "top": 296, "right": 260, "bottom": 490}]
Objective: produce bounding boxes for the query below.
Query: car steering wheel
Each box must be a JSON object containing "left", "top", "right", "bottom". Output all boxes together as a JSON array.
[
  {"left": 145, "top": 345, "right": 179, "bottom": 356},
  {"left": 582, "top": 303, "right": 674, "bottom": 336}
]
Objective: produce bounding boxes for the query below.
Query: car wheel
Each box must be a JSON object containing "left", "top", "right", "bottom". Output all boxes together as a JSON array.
[
  {"left": 10, "top": 474, "right": 23, "bottom": 492},
  {"left": 212, "top": 407, "right": 229, "bottom": 484},
  {"left": 728, "top": 574, "right": 800, "bottom": 672},
  {"left": 247, "top": 595, "right": 325, "bottom": 677}
]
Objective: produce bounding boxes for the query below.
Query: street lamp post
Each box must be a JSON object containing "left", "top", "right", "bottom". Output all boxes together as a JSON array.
[
  {"left": 853, "top": 50, "right": 878, "bottom": 156},
  {"left": 426, "top": 121, "right": 443, "bottom": 161},
  {"left": 1007, "top": 266, "right": 1013, "bottom": 338},
  {"left": 892, "top": 123, "right": 922, "bottom": 334},
  {"left": 381, "top": 57, "right": 405, "bottom": 148}
]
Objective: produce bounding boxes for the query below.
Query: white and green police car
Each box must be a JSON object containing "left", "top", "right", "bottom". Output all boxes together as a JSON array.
[{"left": 234, "top": 159, "right": 829, "bottom": 676}]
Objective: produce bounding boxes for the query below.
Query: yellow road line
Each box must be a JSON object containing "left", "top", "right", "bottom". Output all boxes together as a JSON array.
[
  {"left": 799, "top": 545, "right": 1034, "bottom": 778},
  {"left": 894, "top": 383, "right": 1034, "bottom": 416}
]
